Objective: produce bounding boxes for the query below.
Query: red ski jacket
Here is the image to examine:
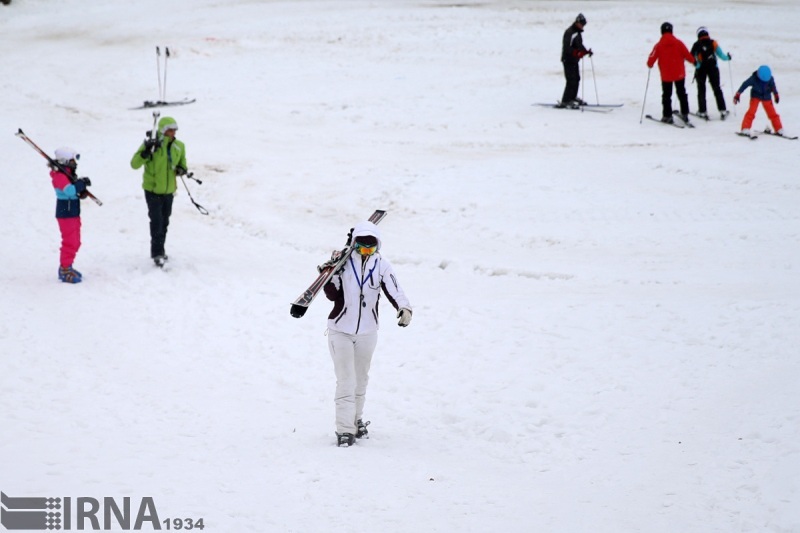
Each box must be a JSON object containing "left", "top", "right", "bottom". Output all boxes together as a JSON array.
[{"left": 647, "top": 33, "right": 695, "bottom": 82}]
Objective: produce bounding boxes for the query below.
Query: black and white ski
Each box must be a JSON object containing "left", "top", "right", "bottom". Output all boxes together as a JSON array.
[
  {"left": 735, "top": 132, "right": 758, "bottom": 140},
  {"left": 761, "top": 129, "right": 798, "bottom": 140},
  {"left": 672, "top": 111, "right": 695, "bottom": 128},
  {"left": 645, "top": 115, "right": 684, "bottom": 128},
  {"left": 131, "top": 98, "right": 196, "bottom": 110},
  {"left": 583, "top": 103, "right": 624, "bottom": 108},
  {"left": 290, "top": 210, "right": 388, "bottom": 318},
  {"left": 690, "top": 112, "right": 710, "bottom": 121}
]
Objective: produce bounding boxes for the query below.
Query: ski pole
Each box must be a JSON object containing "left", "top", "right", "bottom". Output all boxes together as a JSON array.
[
  {"left": 728, "top": 61, "right": 736, "bottom": 117},
  {"left": 581, "top": 58, "right": 585, "bottom": 113},
  {"left": 156, "top": 46, "right": 162, "bottom": 102},
  {"left": 163, "top": 47, "right": 170, "bottom": 103},
  {"left": 179, "top": 174, "right": 208, "bottom": 215},
  {"left": 640, "top": 69, "right": 651, "bottom": 124},
  {"left": 15, "top": 128, "right": 103, "bottom": 206},
  {"left": 590, "top": 55, "right": 599, "bottom": 105}
]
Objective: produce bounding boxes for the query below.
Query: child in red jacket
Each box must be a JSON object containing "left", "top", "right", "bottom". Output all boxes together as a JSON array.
[
  {"left": 51, "top": 147, "right": 90, "bottom": 283},
  {"left": 647, "top": 22, "right": 696, "bottom": 124}
]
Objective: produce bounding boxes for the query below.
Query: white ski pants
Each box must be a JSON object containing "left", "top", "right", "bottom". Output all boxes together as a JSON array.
[{"left": 328, "top": 329, "right": 378, "bottom": 435}]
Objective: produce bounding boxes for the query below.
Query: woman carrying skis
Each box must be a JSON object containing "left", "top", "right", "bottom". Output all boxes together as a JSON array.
[
  {"left": 323, "top": 220, "right": 413, "bottom": 447},
  {"left": 734, "top": 65, "right": 784, "bottom": 136}
]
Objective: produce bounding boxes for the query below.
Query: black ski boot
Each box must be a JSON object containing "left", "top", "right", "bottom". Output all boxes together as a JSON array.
[
  {"left": 356, "top": 419, "right": 370, "bottom": 439},
  {"left": 336, "top": 433, "right": 355, "bottom": 447}
]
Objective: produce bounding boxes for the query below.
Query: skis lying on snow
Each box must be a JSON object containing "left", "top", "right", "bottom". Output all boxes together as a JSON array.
[
  {"left": 584, "top": 103, "right": 624, "bottom": 108},
  {"left": 131, "top": 47, "right": 196, "bottom": 110},
  {"left": 131, "top": 98, "right": 196, "bottom": 110},
  {"left": 735, "top": 132, "right": 758, "bottom": 140},
  {"left": 533, "top": 103, "right": 612, "bottom": 113},
  {"left": 645, "top": 115, "right": 684, "bottom": 128},
  {"left": 761, "top": 129, "right": 798, "bottom": 140},
  {"left": 290, "top": 210, "right": 388, "bottom": 318}
]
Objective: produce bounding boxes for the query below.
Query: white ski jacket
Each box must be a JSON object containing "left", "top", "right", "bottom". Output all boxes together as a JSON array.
[{"left": 324, "top": 222, "right": 411, "bottom": 335}]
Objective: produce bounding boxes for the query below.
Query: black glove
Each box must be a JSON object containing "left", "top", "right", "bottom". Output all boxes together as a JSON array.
[
  {"left": 175, "top": 166, "right": 187, "bottom": 176},
  {"left": 79, "top": 177, "right": 91, "bottom": 187},
  {"left": 140, "top": 138, "right": 158, "bottom": 159},
  {"left": 587, "top": 48, "right": 594, "bottom": 57},
  {"left": 727, "top": 52, "right": 732, "bottom": 60}
]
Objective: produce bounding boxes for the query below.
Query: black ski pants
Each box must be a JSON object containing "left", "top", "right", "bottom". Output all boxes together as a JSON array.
[
  {"left": 696, "top": 66, "right": 727, "bottom": 113},
  {"left": 661, "top": 79, "right": 690, "bottom": 119},
  {"left": 145, "top": 191, "right": 174, "bottom": 258},
  {"left": 561, "top": 61, "right": 581, "bottom": 104}
]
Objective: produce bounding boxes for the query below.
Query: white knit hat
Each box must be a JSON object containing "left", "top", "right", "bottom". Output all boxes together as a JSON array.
[{"left": 54, "top": 147, "right": 79, "bottom": 164}]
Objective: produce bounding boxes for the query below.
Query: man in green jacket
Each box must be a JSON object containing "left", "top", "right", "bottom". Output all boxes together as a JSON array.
[{"left": 130, "top": 116, "right": 187, "bottom": 267}]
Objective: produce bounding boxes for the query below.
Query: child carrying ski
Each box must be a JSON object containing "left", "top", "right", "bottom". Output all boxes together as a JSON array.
[
  {"left": 734, "top": 65, "right": 784, "bottom": 136},
  {"left": 51, "top": 147, "right": 91, "bottom": 283},
  {"left": 691, "top": 26, "right": 731, "bottom": 120}
]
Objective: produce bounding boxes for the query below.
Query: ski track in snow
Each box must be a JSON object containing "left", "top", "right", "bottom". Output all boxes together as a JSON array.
[{"left": 1, "top": 1, "right": 799, "bottom": 532}]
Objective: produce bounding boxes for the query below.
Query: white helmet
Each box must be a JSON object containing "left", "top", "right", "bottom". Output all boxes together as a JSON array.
[{"left": 54, "top": 147, "right": 79, "bottom": 164}]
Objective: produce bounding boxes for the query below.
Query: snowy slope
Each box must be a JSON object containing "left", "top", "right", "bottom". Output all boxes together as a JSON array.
[{"left": 1, "top": 1, "right": 799, "bottom": 532}]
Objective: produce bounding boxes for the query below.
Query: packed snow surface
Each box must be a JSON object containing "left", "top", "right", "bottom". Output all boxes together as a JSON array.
[{"left": 1, "top": 1, "right": 798, "bottom": 531}]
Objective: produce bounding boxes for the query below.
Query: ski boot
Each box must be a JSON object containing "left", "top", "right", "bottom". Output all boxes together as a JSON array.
[
  {"left": 336, "top": 433, "right": 355, "bottom": 447},
  {"left": 356, "top": 419, "right": 370, "bottom": 439},
  {"left": 58, "top": 266, "right": 82, "bottom": 284},
  {"left": 695, "top": 111, "right": 709, "bottom": 120},
  {"left": 661, "top": 116, "right": 674, "bottom": 124},
  {"left": 153, "top": 255, "right": 169, "bottom": 268},
  {"left": 720, "top": 110, "right": 730, "bottom": 121}
]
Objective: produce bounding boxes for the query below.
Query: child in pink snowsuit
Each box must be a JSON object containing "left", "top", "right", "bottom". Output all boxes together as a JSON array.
[{"left": 51, "top": 147, "right": 90, "bottom": 283}]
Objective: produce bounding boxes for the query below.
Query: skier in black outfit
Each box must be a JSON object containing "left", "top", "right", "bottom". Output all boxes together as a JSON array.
[
  {"left": 558, "top": 13, "right": 593, "bottom": 109},
  {"left": 690, "top": 26, "right": 732, "bottom": 120}
]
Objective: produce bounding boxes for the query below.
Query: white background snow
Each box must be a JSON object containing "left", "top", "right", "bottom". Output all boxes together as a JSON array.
[{"left": 1, "top": 0, "right": 798, "bottom": 531}]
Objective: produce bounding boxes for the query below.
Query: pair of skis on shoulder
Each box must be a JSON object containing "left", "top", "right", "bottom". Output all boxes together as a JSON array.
[{"left": 289, "top": 210, "right": 388, "bottom": 318}]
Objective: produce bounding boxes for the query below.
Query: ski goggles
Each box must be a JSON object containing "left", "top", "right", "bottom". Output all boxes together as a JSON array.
[{"left": 354, "top": 241, "right": 378, "bottom": 256}]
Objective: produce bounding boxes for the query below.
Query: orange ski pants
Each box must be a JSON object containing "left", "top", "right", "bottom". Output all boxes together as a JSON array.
[{"left": 741, "top": 98, "right": 783, "bottom": 132}]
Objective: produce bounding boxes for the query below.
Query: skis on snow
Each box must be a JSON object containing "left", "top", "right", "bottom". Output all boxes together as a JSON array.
[
  {"left": 645, "top": 115, "right": 684, "bottom": 128},
  {"left": 672, "top": 111, "right": 695, "bottom": 128},
  {"left": 289, "top": 210, "right": 388, "bottom": 318},
  {"left": 533, "top": 103, "right": 614, "bottom": 113},
  {"left": 735, "top": 132, "right": 758, "bottom": 140},
  {"left": 761, "top": 129, "right": 798, "bottom": 140},
  {"left": 132, "top": 46, "right": 195, "bottom": 110},
  {"left": 131, "top": 98, "right": 196, "bottom": 110}
]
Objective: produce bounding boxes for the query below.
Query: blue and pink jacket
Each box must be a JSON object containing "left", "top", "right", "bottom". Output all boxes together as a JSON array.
[{"left": 51, "top": 169, "right": 86, "bottom": 218}]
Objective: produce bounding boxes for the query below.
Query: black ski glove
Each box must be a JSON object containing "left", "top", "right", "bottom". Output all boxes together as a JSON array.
[
  {"left": 79, "top": 177, "right": 91, "bottom": 187},
  {"left": 140, "top": 138, "right": 159, "bottom": 159},
  {"left": 175, "top": 166, "right": 187, "bottom": 176}
]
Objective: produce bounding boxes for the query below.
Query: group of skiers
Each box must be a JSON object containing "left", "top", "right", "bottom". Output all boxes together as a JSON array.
[
  {"left": 50, "top": 115, "right": 187, "bottom": 283},
  {"left": 560, "top": 14, "right": 785, "bottom": 136}
]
